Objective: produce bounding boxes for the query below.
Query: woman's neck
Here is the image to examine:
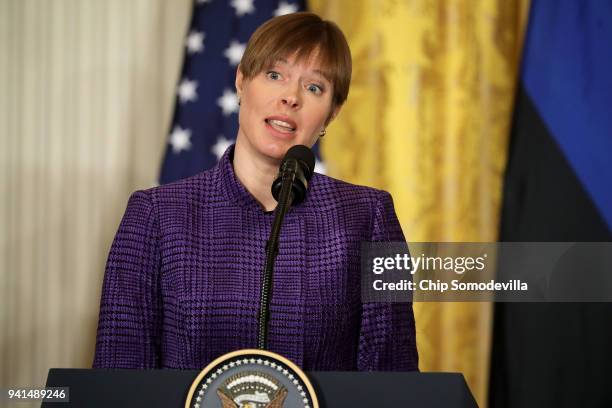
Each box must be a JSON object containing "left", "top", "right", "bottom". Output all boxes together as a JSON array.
[{"left": 233, "top": 138, "right": 279, "bottom": 212}]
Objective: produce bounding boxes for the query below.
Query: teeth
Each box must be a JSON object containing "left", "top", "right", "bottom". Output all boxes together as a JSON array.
[{"left": 268, "top": 119, "right": 295, "bottom": 131}]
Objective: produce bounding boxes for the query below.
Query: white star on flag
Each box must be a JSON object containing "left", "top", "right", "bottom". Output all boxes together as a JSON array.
[
  {"left": 169, "top": 126, "right": 192, "bottom": 154},
  {"left": 211, "top": 135, "right": 235, "bottom": 161},
  {"left": 177, "top": 78, "right": 198, "bottom": 103},
  {"left": 217, "top": 88, "right": 239, "bottom": 116},
  {"left": 195, "top": 0, "right": 211, "bottom": 5},
  {"left": 314, "top": 159, "right": 327, "bottom": 175},
  {"left": 230, "top": 0, "right": 255, "bottom": 17},
  {"left": 186, "top": 30, "right": 205, "bottom": 54},
  {"left": 274, "top": 2, "right": 299, "bottom": 16},
  {"left": 224, "top": 40, "right": 246, "bottom": 66}
]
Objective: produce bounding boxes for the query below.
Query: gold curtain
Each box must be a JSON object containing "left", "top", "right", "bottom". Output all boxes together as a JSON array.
[{"left": 310, "top": 1, "right": 530, "bottom": 406}]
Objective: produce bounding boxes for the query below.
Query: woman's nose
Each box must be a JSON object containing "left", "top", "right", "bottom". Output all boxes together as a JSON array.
[{"left": 281, "top": 86, "right": 300, "bottom": 109}]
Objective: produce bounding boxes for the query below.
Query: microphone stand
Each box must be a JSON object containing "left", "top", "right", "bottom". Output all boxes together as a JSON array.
[{"left": 257, "top": 159, "right": 299, "bottom": 350}]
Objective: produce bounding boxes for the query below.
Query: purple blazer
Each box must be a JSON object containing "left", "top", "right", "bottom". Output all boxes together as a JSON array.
[{"left": 93, "top": 146, "right": 418, "bottom": 371}]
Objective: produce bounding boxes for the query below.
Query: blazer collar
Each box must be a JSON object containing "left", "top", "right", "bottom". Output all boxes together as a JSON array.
[
  {"left": 216, "top": 144, "right": 314, "bottom": 215},
  {"left": 217, "top": 144, "right": 265, "bottom": 212}
]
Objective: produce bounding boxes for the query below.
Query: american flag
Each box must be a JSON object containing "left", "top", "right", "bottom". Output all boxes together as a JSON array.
[{"left": 159, "top": 0, "right": 325, "bottom": 184}]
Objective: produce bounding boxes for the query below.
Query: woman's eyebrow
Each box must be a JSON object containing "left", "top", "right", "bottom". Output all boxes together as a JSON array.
[{"left": 311, "top": 69, "right": 332, "bottom": 83}]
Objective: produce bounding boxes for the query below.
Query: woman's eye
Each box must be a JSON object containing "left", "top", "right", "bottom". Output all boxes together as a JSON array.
[
  {"left": 307, "top": 84, "right": 323, "bottom": 94},
  {"left": 266, "top": 71, "right": 281, "bottom": 80}
]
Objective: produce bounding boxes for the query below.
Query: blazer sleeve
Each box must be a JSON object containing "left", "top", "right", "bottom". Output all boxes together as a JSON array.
[
  {"left": 357, "top": 191, "right": 419, "bottom": 371},
  {"left": 93, "top": 190, "right": 162, "bottom": 368}
]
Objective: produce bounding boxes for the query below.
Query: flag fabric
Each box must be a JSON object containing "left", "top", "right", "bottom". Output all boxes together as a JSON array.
[
  {"left": 517, "top": 0, "right": 612, "bottom": 231},
  {"left": 490, "top": 1, "right": 612, "bottom": 406},
  {"left": 160, "top": 0, "right": 307, "bottom": 185}
]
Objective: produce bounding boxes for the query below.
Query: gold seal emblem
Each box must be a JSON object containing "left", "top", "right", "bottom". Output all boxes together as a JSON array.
[
  {"left": 185, "top": 349, "right": 318, "bottom": 408},
  {"left": 216, "top": 371, "right": 287, "bottom": 408}
]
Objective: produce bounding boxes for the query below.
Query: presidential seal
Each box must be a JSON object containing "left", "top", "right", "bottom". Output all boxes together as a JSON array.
[{"left": 185, "top": 349, "right": 318, "bottom": 408}]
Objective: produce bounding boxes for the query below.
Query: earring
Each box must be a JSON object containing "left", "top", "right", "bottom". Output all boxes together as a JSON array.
[
  {"left": 238, "top": 96, "right": 241, "bottom": 106},
  {"left": 319, "top": 128, "right": 326, "bottom": 137}
]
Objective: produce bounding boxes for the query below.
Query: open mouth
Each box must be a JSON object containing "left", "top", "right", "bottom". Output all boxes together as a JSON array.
[{"left": 265, "top": 118, "right": 297, "bottom": 133}]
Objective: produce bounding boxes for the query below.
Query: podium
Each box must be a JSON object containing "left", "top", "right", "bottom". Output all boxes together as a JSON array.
[{"left": 42, "top": 368, "right": 477, "bottom": 407}]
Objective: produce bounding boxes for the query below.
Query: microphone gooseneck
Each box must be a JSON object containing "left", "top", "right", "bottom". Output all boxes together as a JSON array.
[{"left": 257, "top": 145, "right": 315, "bottom": 350}]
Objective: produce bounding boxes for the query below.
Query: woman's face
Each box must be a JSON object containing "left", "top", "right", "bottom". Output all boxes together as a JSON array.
[{"left": 235, "top": 52, "right": 340, "bottom": 162}]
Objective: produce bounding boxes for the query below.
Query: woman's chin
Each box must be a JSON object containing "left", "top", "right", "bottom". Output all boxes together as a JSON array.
[{"left": 259, "top": 140, "right": 293, "bottom": 161}]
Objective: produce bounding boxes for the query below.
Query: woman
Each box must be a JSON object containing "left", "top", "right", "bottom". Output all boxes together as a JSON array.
[{"left": 93, "top": 12, "right": 418, "bottom": 371}]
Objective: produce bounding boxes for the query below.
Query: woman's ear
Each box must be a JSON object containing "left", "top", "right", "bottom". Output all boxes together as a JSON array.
[{"left": 235, "top": 65, "right": 244, "bottom": 97}]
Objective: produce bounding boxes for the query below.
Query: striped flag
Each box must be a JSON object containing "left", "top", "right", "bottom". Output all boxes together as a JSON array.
[
  {"left": 490, "top": 1, "right": 612, "bottom": 406},
  {"left": 159, "top": 0, "right": 310, "bottom": 184}
]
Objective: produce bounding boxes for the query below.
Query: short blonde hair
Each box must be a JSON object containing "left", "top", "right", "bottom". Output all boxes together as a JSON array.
[{"left": 239, "top": 12, "right": 352, "bottom": 109}]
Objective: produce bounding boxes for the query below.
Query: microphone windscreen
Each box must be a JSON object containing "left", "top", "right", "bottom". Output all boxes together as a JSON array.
[{"left": 284, "top": 145, "right": 315, "bottom": 180}]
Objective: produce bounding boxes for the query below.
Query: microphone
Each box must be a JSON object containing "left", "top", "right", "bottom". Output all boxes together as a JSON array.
[
  {"left": 258, "top": 145, "right": 315, "bottom": 350},
  {"left": 271, "top": 145, "right": 315, "bottom": 206}
]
